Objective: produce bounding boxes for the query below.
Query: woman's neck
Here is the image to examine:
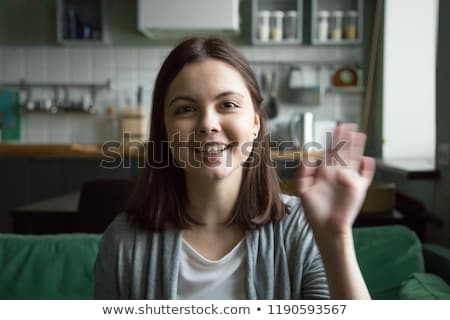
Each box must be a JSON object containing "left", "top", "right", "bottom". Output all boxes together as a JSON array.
[{"left": 185, "top": 173, "right": 242, "bottom": 226}]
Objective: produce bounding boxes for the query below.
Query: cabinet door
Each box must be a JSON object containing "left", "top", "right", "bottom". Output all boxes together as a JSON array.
[
  {"left": 311, "top": 0, "right": 363, "bottom": 45},
  {"left": 252, "top": 0, "right": 303, "bottom": 45},
  {"left": 56, "top": 0, "right": 108, "bottom": 45}
]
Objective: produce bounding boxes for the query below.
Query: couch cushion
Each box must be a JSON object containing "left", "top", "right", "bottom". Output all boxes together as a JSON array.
[
  {"left": 398, "top": 272, "right": 450, "bottom": 299},
  {"left": 353, "top": 225, "right": 425, "bottom": 299},
  {"left": 0, "top": 233, "right": 101, "bottom": 299},
  {"left": 422, "top": 243, "right": 450, "bottom": 284}
]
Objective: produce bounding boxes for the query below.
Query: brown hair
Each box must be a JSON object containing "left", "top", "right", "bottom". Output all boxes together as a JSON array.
[{"left": 126, "top": 37, "right": 285, "bottom": 231}]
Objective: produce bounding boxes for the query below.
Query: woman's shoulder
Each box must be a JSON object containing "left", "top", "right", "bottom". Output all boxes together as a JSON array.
[
  {"left": 99, "top": 214, "right": 136, "bottom": 249},
  {"left": 278, "top": 193, "right": 312, "bottom": 239},
  {"left": 100, "top": 213, "right": 177, "bottom": 251},
  {"left": 280, "top": 194, "right": 304, "bottom": 223},
  {"left": 280, "top": 193, "right": 302, "bottom": 210}
]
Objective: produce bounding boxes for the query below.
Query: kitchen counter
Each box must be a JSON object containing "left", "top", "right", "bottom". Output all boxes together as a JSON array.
[
  {"left": 0, "top": 144, "right": 324, "bottom": 160},
  {"left": 0, "top": 144, "right": 140, "bottom": 158},
  {"left": 376, "top": 158, "right": 440, "bottom": 180}
]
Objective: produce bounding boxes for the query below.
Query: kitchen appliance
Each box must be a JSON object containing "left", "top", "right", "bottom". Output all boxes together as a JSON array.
[
  {"left": 137, "top": 0, "right": 240, "bottom": 38},
  {"left": 268, "top": 112, "right": 315, "bottom": 151},
  {"left": 290, "top": 112, "right": 315, "bottom": 150}
]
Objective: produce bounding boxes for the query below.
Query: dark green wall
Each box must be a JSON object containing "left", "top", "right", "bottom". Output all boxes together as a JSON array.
[
  {"left": 0, "top": 0, "right": 57, "bottom": 45},
  {"left": 0, "top": 0, "right": 252, "bottom": 46},
  {"left": 366, "top": 0, "right": 449, "bottom": 246},
  {"left": 362, "top": 0, "right": 383, "bottom": 158},
  {"left": 432, "top": 0, "right": 450, "bottom": 246}
]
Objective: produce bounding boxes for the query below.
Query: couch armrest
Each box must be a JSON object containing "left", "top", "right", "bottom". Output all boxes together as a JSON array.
[{"left": 422, "top": 243, "right": 450, "bottom": 284}]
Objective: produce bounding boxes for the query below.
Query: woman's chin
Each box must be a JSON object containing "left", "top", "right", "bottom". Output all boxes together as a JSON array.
[{"left": 187, "top": 165, "right": 241, "bottom": 182}]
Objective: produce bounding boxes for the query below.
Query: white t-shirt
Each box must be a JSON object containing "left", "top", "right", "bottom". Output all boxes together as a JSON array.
[{"left": 176, "top": 237, "right": 247, "bottom": 299}]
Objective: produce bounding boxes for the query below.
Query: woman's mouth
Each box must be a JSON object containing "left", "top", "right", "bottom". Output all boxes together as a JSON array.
[{"left": 192, "top": 143, "right": 232, "bottom": 162}]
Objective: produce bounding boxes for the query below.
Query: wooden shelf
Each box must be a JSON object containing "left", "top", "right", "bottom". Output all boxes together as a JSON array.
[
  {"left": 326, "top": 86, "right": 365, "bottom": 94},
  {"left": 0, "top": 144, "right": 326, "bottom": 160},
  {"left": 271, "top": 149, "right": 324, "bottom": 160}
]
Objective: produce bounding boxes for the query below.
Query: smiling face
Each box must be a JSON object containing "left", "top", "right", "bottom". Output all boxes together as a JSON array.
[{"left": 164, "top": 58, "right": 260, "bottom": 182}]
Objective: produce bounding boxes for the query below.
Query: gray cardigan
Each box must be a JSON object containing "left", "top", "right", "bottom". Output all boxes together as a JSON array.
[{"left": 94, "top": 194, "right": 330, "bottom": 299}]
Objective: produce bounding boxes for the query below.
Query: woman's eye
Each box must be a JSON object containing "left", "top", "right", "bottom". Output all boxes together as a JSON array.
[
  {"left": 222, "top": 101, "right": 239, "bottom": 109},
  {"left": 174, "top": 106, "right": 194, "bottom": 115}
]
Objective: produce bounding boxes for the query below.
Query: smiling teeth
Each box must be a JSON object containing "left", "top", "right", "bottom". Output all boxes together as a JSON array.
[
  {"left": 194, "top": 144, "right": 227, "bottom": 153},
  {"left": 206, "top": 145, "right": 226, "bottom": 153}
]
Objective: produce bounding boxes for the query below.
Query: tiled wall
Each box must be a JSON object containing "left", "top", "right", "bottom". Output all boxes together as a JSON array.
[{"left": 0, "top": 45, "right": 362, "bottom": 144}]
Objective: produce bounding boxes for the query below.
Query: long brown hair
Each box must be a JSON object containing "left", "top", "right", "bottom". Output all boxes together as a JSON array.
[{"left": 126, "top": 37, "right": 285, "bottom": 231}]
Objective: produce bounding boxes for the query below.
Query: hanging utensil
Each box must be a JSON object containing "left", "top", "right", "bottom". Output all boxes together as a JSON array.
[{"left": 264, "top": 70, "right": 279, "bottom": 119}]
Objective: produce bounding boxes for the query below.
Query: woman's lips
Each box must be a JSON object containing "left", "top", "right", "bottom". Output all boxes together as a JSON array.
[{"left": 193, "top": 144, "right": 231, "bottom": 163}]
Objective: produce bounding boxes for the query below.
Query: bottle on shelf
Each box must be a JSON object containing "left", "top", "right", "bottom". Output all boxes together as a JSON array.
[
  {"left": 329, "top": 11, "right": 344, "bottom": 41},
  {"left": 317, "top": 10, "right": 330, "bottom": 42},
  {"left": 257, "top": 10, "right": 270, "bottom": 42},
  {"left": 344, "top": 10, "right": 358, "bottom": 40},
  {"left": 284, "top": 11, "right": 298, "bottom": 40},
  {"left": 270, "top": 11, "right": 284, "bottom": 41}
]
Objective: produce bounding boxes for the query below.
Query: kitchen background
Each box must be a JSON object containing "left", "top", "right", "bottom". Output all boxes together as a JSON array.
[
  {"left": 0, "top": 0, "right": 449, "bottom": 248},
  {"left": 0, "top": 44, "right": 362, "bottom": 144},
  {"left": 0, "top": 0, "right": 368, "bottom": 146}
]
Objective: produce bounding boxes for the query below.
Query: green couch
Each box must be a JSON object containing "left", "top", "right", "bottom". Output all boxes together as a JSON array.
[{"left": 0, "top": 226, "right": 449, "bottom": 299}]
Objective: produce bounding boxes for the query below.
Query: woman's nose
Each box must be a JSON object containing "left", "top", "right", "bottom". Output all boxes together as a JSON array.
[{"left": 197, "top": 109, "right": 221, "bottom": 134}]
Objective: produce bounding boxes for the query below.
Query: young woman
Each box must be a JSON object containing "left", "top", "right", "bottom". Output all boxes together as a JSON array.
[{"left": 94, "top": 37, "right": 375, "bottom": 300}]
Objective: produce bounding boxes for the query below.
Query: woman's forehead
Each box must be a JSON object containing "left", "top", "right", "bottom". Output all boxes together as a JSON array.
[{"left": 166, "top": 59, "right": 251, "bottom": 99}]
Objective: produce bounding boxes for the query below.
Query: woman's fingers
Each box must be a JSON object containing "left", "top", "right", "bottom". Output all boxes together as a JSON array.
[
  {"left": 359, "top": 156, "right": 376, "bottom": 186},
  {"left": 295, "top": 161, "right": 319, "bottom": 194},
  {"left": 331, "top": 123, "right": 357, "bottom": 166},
  {"left": 330, "top": 123, "right": 367, "bottom": 171},
  {"left": 297, "top": 176, "right": 315, "bottom": 194},
  {"left": 348, "top": 132, "right": 366, "bottom": 171}
]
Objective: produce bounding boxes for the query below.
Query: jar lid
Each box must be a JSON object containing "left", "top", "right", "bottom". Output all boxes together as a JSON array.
[
  {"left": 317, "top": 10, "right": 330, "bottom": 18},
  {"left": 271, "top": 10, "right": 285, "bottom": 17},
  {"left": 285, "top": 10, "right": 298, "bottom": 17},
  {"left": 331, "top": 10, "right": 344, "bottom": 17}
]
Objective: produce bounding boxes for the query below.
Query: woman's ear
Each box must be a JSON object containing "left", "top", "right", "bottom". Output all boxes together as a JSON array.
[{"left": 253, "top": 113, "right": 261, "bottom": 136}]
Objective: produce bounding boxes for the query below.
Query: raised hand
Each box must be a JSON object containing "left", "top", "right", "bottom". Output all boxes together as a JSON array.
[{"left": 295, "top": 123, "right": 376, "bottom": 241}]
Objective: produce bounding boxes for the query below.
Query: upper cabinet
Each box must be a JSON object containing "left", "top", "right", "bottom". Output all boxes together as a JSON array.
[
  {"left": 251, "top": 0, "right": 363, "bottom": 46},
  {"left": 137, "top": 0, "right": 240, "bottom": 39},
  {"left": 252, "top": 0, "right": 303, "bottom": 45},
  {"left": 311, "top": 0, "right": 363, "bottom": 45},
  {"left": 56, "top": 0, "right": 108, "bottom": 45}
]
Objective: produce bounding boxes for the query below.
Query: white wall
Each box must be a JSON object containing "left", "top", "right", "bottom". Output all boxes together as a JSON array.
[
  {"left": 0, "top": 45, "right": 362, "bottom": 144},
  {"left": 383, "top": 0, "right": 437, "bottom": 159}
]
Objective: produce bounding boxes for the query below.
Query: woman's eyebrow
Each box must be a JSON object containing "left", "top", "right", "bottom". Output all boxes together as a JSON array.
[
  {"left": 168, "top": 91, "right": 243, "bottom": 108},
  {"left": 168, "top": 96, "right": 196, "bottom": 107},
  {"left": 214, "top": 91, "right": 244, "bottom": 100}
]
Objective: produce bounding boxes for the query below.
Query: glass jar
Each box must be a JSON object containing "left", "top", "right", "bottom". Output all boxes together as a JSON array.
[
  {"left": 284, "top": 10, "right": 298, "bottom": 40},
  {"left": 270, "top": 11, "right": 284, "bottom": 41},
  {"left": 257, "top": 10, "right": 270, "bottom": 42},
  {"left": 317, "top": 10, "right": 329, "bottom": 42},
  {"left": 329, "top": 10, "right": 344, "bottom": 41},
  {"left": 344, "top": 10, "right": 358, "bottom": 40}
]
